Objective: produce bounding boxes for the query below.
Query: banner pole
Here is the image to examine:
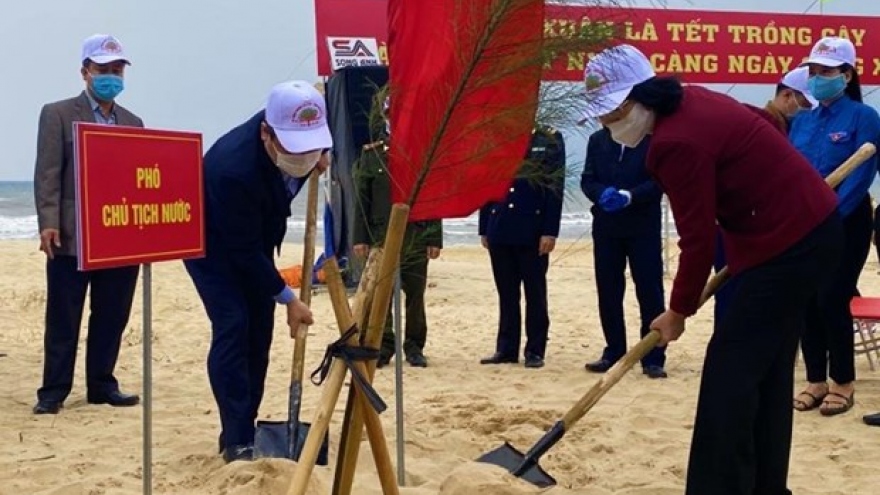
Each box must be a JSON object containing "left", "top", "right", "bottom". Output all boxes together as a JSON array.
[{"left": 142, "top": 263, "right": 153, "bottom": 495}]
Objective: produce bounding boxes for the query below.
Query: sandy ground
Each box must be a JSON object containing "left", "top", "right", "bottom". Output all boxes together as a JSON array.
[{"left": 1, "top": 238, "right": 879, "bottom": 494}]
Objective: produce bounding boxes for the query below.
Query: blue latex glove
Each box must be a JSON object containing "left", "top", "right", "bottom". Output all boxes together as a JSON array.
[
  {"left": 599, "top": 188, "right": 630, "bottom": 212},
  {"left": 598, "top": 187, "right": 617, "bottom": 210}
]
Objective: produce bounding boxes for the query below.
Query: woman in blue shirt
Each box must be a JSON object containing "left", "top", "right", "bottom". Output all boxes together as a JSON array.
[{"left": 790, "top": 37, "right": 880, "bottom": 416}]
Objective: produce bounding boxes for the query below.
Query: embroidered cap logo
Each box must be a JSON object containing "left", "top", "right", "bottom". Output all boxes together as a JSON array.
[
  {"left": 814, "top": 42, "right": 836, "bottom": 56},
  {"left": 101, "top": 38, "right": 122, "bottom": 53},
  {"left": 584, "top": 67, "right": 606, "bottom": 92},
  {"left": 291, "top": 103, "right": 322, "bottom": 128}
]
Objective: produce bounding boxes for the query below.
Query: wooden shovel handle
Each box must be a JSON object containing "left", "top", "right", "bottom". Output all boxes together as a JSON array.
[
  {"left": 291, "top": 172, "right": 321, "bottom": 384},
  {"left": 562, "top": 141, "right": 877, "bottom": 430}
]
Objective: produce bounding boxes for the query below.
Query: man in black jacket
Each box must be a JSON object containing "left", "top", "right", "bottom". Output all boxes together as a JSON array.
[
  {"left": 581, "top": 127, "right": 668, "bottom": 378},
  {"left": 479, "top": 126, "right": 566, "bottom": 369}
]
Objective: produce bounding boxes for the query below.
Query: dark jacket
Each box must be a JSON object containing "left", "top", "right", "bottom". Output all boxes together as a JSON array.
[
  {"left": 478, "top": 127, "right": 566, "bottom": 246},
  {"left": 33, "top": 91, "right": 144, "bottom": 256},
  {"left": 352, "top": 139, "right": 443, "bottom": 249},
  {"left": 198, "top": 111, "right": 306, "bottom": 298},
  {"left": 581, "top": 128, "right": 661, "bottom": 238}
]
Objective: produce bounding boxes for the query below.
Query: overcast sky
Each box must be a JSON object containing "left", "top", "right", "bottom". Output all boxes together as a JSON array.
[
  {"left": 0, "top": 0, "right": 319, "bottom": 181},
  {"left": 1, "top": 0, "right": 877, "bottom": 181}
]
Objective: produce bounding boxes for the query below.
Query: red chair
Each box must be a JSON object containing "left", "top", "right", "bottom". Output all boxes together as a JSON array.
[{"left": 850, "top": 297, "right": 880, "bottom": 371}]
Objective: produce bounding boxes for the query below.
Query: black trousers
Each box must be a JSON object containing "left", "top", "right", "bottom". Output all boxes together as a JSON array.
[
  {"left": 184, "top": 257, "right": 275, "bottom": 448},
  {"left": 713, "top": 228, "right": 741, "bottom": 333},
  {"left": 873, "top": 203, "right": 880, "bottom": 265},
  {"left": 686, "top": 214, "right": 842, "bottom": 495},
  {"left": 592, "top": 230, "right": 666, "bottom": 367},
  {"left": 488, "top": 243, "right": 550, "bottom": 358},
  {"left": 801, "top": 198, "right": 872, "bottom": 385},
  {"left": 381, "top": 249, "right": 429, "bottom": 358},
  {"left": 37, "top": 255, "right": 139, "bottom": 402}
]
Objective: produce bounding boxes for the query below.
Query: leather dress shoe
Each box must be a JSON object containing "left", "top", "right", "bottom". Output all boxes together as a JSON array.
[
  {"left": 376, "top": 355, "right": 392, "bottom": 369},
  {"left": 584, "top": 358, "right": 615, "bottom": 373},
  {"left": 33, "top": 400, "right": 63, "bottom": 415},
  {"left": 863, "top": 411, "right": 880, "bottom": 426},
  {"left": 480, "top": 352, "right": 518, "bottom": 365},
  {"left": 524, "top": 354, "right": 544, "bottom": 369},
  {"left": 222, "top": 444, "right": 255, "bottom": 463},
  {"left": 87, "top": 390, "right": 140, "bottom": 407},
  {"left": 406, "top": 353, "right": 428, "bottom": 368},
  {"left": 642, "top": 365, "right": 668, "bottom": 379}
]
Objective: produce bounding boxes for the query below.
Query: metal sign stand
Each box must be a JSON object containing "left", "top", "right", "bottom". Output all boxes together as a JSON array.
[
  {"left": 142, "top": 263, "right": 153, "bottom": 495},
  {"left": 392, "top": 271, "right": 406, "bottom": 485}
]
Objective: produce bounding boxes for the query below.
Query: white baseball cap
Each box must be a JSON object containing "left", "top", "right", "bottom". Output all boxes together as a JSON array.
[
  {"left": 81, "top": 34, "right": 130, "bottom": 65},
  {"left": 801, "top": 36, "right": 856, "bottom": 68},
  {"left": 780, "top": 67, "right": 818, "bottom": 107},
  {"left": 583, "top": 44, "right": 656, "bottom": 118},
  {"left": 265, "top": 80, "right": 333, "bottom": 154}
]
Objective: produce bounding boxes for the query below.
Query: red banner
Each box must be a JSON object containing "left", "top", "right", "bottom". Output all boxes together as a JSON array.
[
  {"left": 74, "top": 123, "right": 205, "bottom": 270},
  {"left": 315, "top": 2, "right": 880, "bottom": 84}
]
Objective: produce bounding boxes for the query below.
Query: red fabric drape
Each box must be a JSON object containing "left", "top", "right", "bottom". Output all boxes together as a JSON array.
[{"left": 387, "top": 0, "right": 545, "bottom": 221}]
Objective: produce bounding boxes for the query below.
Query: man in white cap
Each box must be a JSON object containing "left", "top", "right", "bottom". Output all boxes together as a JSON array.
[
  {"left": 183, "top": 80, "right": 332, "bottom": 463},
  {"left": 582, "top": 44, "right": 843, "bottom": 494},
  {"left": 763, "top": 66, "right": 818, "bottom": 132},
  {"left": 713, "top": 65, "right": 819, "bottom": 333},
  {"left": 32, "top": 34, "right": 143, "bottom": 415}
]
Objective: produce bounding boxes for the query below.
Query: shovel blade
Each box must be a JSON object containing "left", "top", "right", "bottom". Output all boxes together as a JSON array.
[
  {"left": 254, "top": 420, "right": 329, "bottom": 465},
  {"left": 476, "top": 442, "right": 556, "bottom": 488}
]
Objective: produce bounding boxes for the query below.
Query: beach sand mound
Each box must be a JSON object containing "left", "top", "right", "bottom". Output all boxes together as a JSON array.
[{"left": 187, "top": 458, "right": 325, "bottom": 495}]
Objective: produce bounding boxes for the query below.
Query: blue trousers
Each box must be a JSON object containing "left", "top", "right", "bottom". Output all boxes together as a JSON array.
[{"left": 184, "top": 257, "right": 275, "bottom": 448}]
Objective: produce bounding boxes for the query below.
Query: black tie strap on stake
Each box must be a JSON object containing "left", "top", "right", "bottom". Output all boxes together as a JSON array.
[{"left": 310, "top": 325, "right": 387, "bottom": 413}]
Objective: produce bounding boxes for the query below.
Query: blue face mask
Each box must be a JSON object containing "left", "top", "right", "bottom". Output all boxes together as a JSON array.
[
  {"left": 90, "top": 74, "right": 125, "bottom": 101},
  {"left": 807, "top": 74, "right": 846, "bottom": 101}
]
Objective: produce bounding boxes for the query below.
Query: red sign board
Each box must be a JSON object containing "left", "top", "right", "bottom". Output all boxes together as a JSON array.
[
  {"left": 74, "top": 123, "right": 205, "bottom": 270},
  {"left": 315, "top": 2, "right": 880, "bottom": 84}
]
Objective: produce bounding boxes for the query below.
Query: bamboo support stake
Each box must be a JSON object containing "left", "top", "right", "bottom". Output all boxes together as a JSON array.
[
  {"left": 324, "top": 257, "right": 399, "bottom": 495},
  {"left": 332, "top": 204, "right": 411, "bottom": 495},
  {"left": 288, "top": 204, "right": 409, "bottom": 495}
]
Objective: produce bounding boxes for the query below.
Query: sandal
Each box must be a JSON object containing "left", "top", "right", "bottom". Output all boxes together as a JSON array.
[
  {"left": 793, "top": 390, "right": 827, "bottom": 411},
  {"left": 820, "top": 391, "right": 855, "bottom": 417}
]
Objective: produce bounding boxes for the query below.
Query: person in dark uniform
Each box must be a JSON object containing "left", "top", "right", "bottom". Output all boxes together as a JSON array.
[
  {"left": 33, "top": 34, "right": 143, "bottom": 415},
  {"left": 352, "top": 100, "right": 443, "bottom": 368},
  {"left": 183, "top": 80, "right": 328, "bottom": 463},
  {"left": 580, "top": 127, "right": 667, "bottom": 378},
  {"left": 478, "top": 126, "right": 566, "bottom": 369}
]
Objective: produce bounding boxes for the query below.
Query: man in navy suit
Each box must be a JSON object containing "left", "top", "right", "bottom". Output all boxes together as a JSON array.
[
  {"left": 478, "top": 127, "right": 566, "bottom": 368},
  {"left": 581, "top": 127, "right": 668, "bottom": 378},
  {"left": 184, "top": 80, "right": 329, "bottom": 463}
]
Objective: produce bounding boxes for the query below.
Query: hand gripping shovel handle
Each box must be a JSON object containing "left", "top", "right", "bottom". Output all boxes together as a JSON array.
[
  {"left": 288, "top": 172, "right": 321, "bottom": 458},
  {"left": 513, "top": 141, "right": 877, "bottom": 477}
]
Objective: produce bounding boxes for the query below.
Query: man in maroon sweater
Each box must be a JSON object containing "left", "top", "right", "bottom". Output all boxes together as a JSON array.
[{"left": 583, "top": 44, "right": 843, "bottom": 495}]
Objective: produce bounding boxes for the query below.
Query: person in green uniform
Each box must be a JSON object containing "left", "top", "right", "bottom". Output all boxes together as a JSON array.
[{"left": 352, "top": 97, "right": 443, "bottom": 368}]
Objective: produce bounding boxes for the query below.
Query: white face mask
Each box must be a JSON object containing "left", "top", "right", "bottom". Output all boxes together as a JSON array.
[
  {"left": 606, "top": 103, "right": 654, "bottom": 148},
  {"left": 274, "top": 147, "right": 322, "bottom": 178}
]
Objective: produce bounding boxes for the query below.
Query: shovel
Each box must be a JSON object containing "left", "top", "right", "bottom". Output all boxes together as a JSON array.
[
  {"left": 477, "top": 141, "right": 878, "bottom": 487},
  {"left": 254, "top": 171, "right": 330, "bottom": 464}
]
